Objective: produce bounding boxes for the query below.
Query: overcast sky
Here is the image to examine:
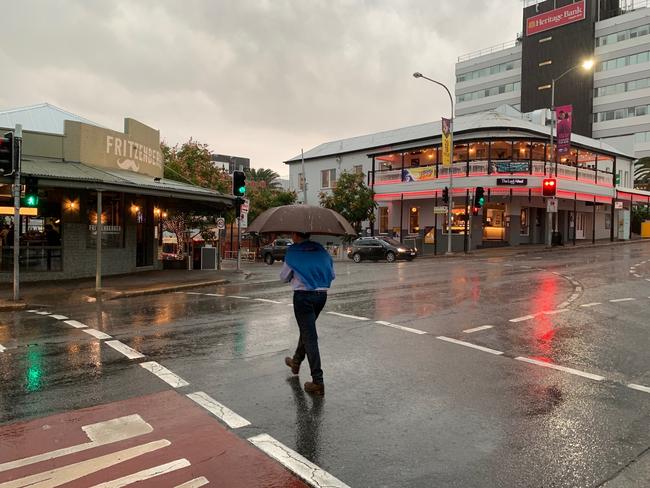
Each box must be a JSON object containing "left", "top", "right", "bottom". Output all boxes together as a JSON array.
[{"left": 3, "top": 0, "right": 523, "bottom": 178}]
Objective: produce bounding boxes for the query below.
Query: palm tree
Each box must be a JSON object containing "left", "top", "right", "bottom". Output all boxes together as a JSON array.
[
  {"left": 634, "top": 157, "right": 650, "bottom": 190},
  {"left": 245, "top": 168, "right": 282, "bottom": 189}
]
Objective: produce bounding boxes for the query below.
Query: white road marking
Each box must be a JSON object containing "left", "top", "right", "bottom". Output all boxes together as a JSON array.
[
  {"left": 175, "top": 477, "right": 209, "bottom": 488},
  {"left": 228, "top": 295, "right": 250, "bottom": 299},
  {"left": 50, "top": 314, "right": 68, "bottom": 320},
  {"left": 91, "top": 458, "right": 191, "bottom": 488},
  {"left": 0, "top": 439, "right": 170, "bottom": 488},
  {"left": 26, "top": 309, "right": 38, "bottom": 313},
  {"left": 634, "top": 274, "right": 642, "bottom": 278},
  {"left": 187, "top": 391, "right": 250, "bottom": 428},
  {"left": 436, "top": 336, "right": 503, "bottom": 355},
  {"left": 0, "top": 414, "right": 154, "bottom": 472},
  {"left": 205, "top": 293, "right": 224, "bottom": 297},
  {"left": 0, "top": 344, "right": 5, "bottom": 353},
  {"left": 140, "top": 361, "right": 189, "bottom": 388},
  {"left": 105, "top": 340, "right": 145, "bottom": 359},
  {"left": 515, "top": 357, "right": 604, "bottom": 381},
  {"left": 254, "top": 298, "right": 283, "bottom": 304},
  {"left": 543, "top": 309, "right": 569, "bottom": 315},
  {"left": 185, "top": 292, "right": 203, "bottom": 295},
  {"left": 248, "top": 433, "right": 351, "bottom": 488},
  {"left": 462, "top": 325, "right": 494, "bottom": 334},
  {"left": 327, "top": 311, "right": 370, "bottom": 321},
  {"left": 646, "top": 279, "right": 650, "bottom": 282},
  {"left": 627, "top": 383, "right": 650, "bottom": 394},
  {"left": 375, "top": 320, "right": 427, "bottom": 335},
  {"left": 82, "top": 329, "right": 112, "bottom": 340},
  {"left": 64, "top": 320, "right": 88, "bottom": 329},
  {"left": 509, "top": 314, "right": 535, "bottom": 323},
  {"left": 35, "top": 311, "right": 51, "bottom": 315},
  {"left": 609, "top": 298, "right": 636, "bottom": 303},
  {"left": 580, "top": 302, "right": 602, "bottom": 308}
]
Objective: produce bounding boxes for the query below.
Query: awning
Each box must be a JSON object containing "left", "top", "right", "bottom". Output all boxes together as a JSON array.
[{"left": 15, "top": 159, "right": 234, "bottom": 207}]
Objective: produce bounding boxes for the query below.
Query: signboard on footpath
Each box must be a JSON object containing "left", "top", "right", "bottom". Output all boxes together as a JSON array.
[{"left": 526, "top": 0, "right": 585, "bottom": 36}]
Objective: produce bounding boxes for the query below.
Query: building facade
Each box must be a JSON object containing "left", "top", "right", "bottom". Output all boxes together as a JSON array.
[
  {"left": 211, "top": 154, "right": 250, "bottom": 173},
  {"left": 0, "top": 103, "right": 233, "bottom": 282},
  {"left": 456, "top": 0, "right": 650, "bottom": 159},
  {"left": 286, "top": 109, "right": 650, "bottom": 252}
]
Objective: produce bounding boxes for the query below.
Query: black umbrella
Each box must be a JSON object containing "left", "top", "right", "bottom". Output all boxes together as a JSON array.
[{"left": 247, "top": 205, "right": 357, "bottom": 236}]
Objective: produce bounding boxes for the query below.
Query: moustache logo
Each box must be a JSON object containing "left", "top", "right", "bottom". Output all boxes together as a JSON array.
[{"left": 117, "top": 158, "right": 140, "bottom": 172}]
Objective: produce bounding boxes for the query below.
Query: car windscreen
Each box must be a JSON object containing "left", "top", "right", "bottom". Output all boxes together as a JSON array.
[{"left": 379, "top": 237, "right": 402, "bottom": 247}]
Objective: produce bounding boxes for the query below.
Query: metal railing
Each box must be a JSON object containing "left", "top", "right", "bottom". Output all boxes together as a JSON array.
[{"left": 457, "top": 38, "right": 522, "bottom": 63}]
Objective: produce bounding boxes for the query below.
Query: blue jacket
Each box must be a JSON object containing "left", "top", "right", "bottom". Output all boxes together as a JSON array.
[{"left": 284, "top": 241, "right": 335, "bottom": 290}]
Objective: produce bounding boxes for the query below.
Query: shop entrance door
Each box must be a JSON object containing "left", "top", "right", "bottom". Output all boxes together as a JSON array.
[
  {"left": 483, "top": 205, "right": 506, "bottom": 241},
  {"left": 575, "top": 213, "right": 586, "bottom": 240},
  {"left": 136, "top": 203, "right": 154, "bottom": 267}
]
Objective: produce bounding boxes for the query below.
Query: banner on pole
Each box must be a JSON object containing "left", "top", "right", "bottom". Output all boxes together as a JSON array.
[
  {"left": 441, "top": 118, "right": 452, "bottom": 167},
  {"left": 555, "top": 104, "right": 572, "bottom": 155}
]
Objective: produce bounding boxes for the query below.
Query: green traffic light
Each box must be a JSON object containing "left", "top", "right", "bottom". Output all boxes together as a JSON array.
[
  {"left": 478, "top": 197, "right": 485, "bottom": 206},
  {"left": 25, "top": 194, "right": 39, "bottom": 206},
  {"left": 238, "top": 186, "right": 246, "bottom": 194}
]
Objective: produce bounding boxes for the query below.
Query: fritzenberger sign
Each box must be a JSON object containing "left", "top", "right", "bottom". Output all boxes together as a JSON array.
[
  {"left": 63, "top": 118, "right": 163, "bottom": 178},
  {"left": 526, "top": 0, "right": 585, "bottom": 36}
]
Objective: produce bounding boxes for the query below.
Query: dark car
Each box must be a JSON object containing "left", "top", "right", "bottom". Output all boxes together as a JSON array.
[
  {"left": 347, "top": 237, "right": 416, "bottom": 263},
  {"left": 261, "top": 238, "right": 293, "bottom": 265}
]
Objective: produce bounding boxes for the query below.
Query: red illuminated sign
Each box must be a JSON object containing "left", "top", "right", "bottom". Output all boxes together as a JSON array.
[
  {"left": 542, "top": 178, "right": 557, "bottom": 197},
  {"left": 526, "top": 1, "right": 585, "bottom": 36}
]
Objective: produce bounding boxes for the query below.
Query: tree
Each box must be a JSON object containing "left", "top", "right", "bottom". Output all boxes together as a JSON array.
[
  {"left": 245, "top": 167, "right": 282, "bottom": 189},
  {"left": 319, "top": 171, "right": 376, "bottom": 233},
  {"left": 162, "top": 139, "right": 230, "bottom": 193},
  {"left": 247, "top": 185, "right": 297, "bottom": 223}
]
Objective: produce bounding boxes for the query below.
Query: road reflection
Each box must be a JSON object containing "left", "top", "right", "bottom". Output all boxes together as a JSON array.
[{"left": 287, "top": 376, "right": 323, "bottom": 464}]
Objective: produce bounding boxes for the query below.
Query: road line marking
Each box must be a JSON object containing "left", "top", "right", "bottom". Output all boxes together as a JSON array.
[
  {"left": 0, "top": 344, "right": 5, "bottom": 353},
  {"left": 187, "top": 391, "right": 250, "bottom": 428},
  {"left": 375, "top": 320, "right": 427, "bottom": 335},
  {"left": 436, "top": 336, "right": 503, "bottom": 355},
  {"left": 140, "top": 361, "right": 189, "bottom": 387},
  {"left": 543, "top": 309, "right": 569, "bottom": 315},
  {"left": 1, "top": 439, "right": 170, "bottom": 487},
  {"left": 228, "top": 295, "right": 250, "bottom": 299},
  {"left": 26, "top": 309, "right": 38, "bottom": 313},
  {"left": 254, "top": 298, "right": 283, "bottom": 304},
  {"left": 248, "top": 433, "right": 351, "bottom": 488},
  {"left": 462, "top": 325, "right": 494, "bottom": 334},
  {"left": 580, "top": 302, "right": 602, "bottom": 308},
  {"left": 646, "top": 279, "right": 650, "bottom": 282},
  {"left": 35, "top": 311, "right": 51, "bottom": 315},
  {"left": 327, "top": 311, "right": 370, "bottom": 321},
  {"left": 515, "top": 357, "right": 604, "bottom": 381},
  {"left": 634, "top": 274, "right": 642, "bottom": 278},
  {"left": 82, "top": 328, "right": 112, "bottom": 340},
  {"left": 185, "top": 292, "right": 203, "bottom": 295},
  {"left": 91, "top": 458, "right": 191, "bottom": 488},
  {"left": 50, "top": 314, "right": 68, "bottom": 320},
  {"left": 175, "top": 477, "right": 209, "bottom": 488},
  {"left": 64, "top": 319, "right": 88, "bottom": 329},
  {"left": 205, "top": 293, "right": 224, "bottom": 297},
  {"left": 105, "top": 340, "right": 145, "bottom": 359},
  {"left": 509, "top": 314, "right": 535, "bottom": 323},
  {"left": 627, "top": 383, "right": 650, "bottom": 394},
  {"left": 609, "top": 298, "right": 636, "bottom": 303}
]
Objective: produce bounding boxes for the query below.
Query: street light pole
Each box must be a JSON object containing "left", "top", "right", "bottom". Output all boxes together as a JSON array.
[{"left": 413, "top": 72, "right": 454, "bottom": 254}]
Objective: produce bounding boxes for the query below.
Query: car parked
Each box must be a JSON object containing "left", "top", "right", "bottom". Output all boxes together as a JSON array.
[
  {"left": 261, "top": 238, "right": 293, "bottom": 265},
  {"left": 347, "top": 237, "right": 416, "bottom": 263}
]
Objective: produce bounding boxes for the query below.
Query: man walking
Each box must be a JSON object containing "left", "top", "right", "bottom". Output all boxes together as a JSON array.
[{"left": 280, "top": 232, "right": 335, "bottom": 396}]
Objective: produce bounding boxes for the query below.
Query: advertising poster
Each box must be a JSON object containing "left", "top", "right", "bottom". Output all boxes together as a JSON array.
[
  {"left": 555, "top": 104, "right": 573, "bottom": 155},
  {"left": 441, "top": 117, "right": 451, "bottom": 167},
  {"left": 401, "top": 166, "right": 435, "bottom": 182},
  {"left": 526, "top": 0, "right": 585, "bottom": 36}
]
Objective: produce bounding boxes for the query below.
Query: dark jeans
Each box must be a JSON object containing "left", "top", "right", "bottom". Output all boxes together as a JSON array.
[{"left": 292, "top": 290, "right": 328, "bottom": 385}]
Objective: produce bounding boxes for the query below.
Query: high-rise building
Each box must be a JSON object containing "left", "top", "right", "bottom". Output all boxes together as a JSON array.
[{"left": 455, "top": 0, "right": 650, "bottom": 159}]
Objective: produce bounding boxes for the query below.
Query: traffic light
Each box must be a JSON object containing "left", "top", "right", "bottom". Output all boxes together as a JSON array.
[
  {"left": 474, "top": 186, "right": 485, "bottom": 208},
  {"left": 0, "top": 132, "right": 13, "bottom": 176},
  {"left": 233, "top": 170, "right": 246, "bottom": 196},
  {"left": 442, "top": 186, "right": 449, "bottom": 204},
  {"left": 23, "top": 177, "right": 39, "bottom": 207},
  {"left": 542, "top": 178, "right": 557, "bottom": 197}
]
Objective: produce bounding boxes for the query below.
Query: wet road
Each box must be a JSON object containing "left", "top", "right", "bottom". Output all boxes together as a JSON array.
[{"left": 1, "top": 243, "right": 649, "bottom": 487}]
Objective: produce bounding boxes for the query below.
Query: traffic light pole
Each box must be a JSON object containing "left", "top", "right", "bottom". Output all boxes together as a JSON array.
[
  {"left": 12, "top": 125, "right": 22, "bottom": 301},
  {"left": 236, "top": 197, "right": 242, "bottom": 272}
]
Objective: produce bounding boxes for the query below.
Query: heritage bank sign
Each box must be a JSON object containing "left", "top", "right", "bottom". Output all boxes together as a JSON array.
[{"left": 63, "top": 118, "right": 163, "bottom": 178}]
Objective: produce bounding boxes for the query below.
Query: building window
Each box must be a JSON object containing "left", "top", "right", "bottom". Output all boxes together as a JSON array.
[
  {"left": 409, "top": 206, "right": 419, "bottom": 234},
  {"left": 87, "top": 193, "right": 124, "bottom": 249},
  {"left": 597, "top": 50, "right": 650, "bottom": 72},
  {"left": 597, "top": 23, "right": 650, "bottom": 47},
  {"left": 594, "top": 104, "right": 650, "bottom": 123},
  {"left": 353, "top": 165, "right": 364, "bottom": 175},
  {"left": 456, "top": 60, "right": 516, "bottom": 83},
  {"left": 456, "top": 81, "right": 520, "bottom": 103},
  {"left": 321, "top": 169, "right": 337, "bottom": 189},
  {"left": 520, "top": 208, "right": 529, "bottom": 236},
  {"left": 595, "top": 77, "right": 650, "bottom": 97},
  {"left": 379, "top": 207, "right": 389, "bottom": 233},
  {"left": 444, "top": 206, "right": 468, "bottom": 235}
]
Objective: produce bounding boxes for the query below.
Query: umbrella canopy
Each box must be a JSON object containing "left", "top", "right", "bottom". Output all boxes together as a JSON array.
[{"left": 247, "top": 204, "right": 357, "bottom": 237}]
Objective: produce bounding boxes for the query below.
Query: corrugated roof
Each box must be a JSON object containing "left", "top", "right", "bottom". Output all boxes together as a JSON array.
[
  {"left": 286, "top": 110, "right": 633, "bottom": 162},
  {"left": 0, "top": 103, "right": 105, "bottom": 135},
  {"left": 20, "top": 159, "right": 234, "bottom": 205}
]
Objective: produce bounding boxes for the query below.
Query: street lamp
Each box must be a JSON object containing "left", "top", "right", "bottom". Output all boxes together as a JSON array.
[
  {"left": 413, "top": 71, "right": 455, "bottom": 255},
  {"left": 549, "top": 58, "right": 595, "bottom": 176}
]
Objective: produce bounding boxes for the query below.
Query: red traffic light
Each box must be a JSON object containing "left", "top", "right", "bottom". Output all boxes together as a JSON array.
[{"left": 542, "top": 178, "right": 557, "bottom": 197}]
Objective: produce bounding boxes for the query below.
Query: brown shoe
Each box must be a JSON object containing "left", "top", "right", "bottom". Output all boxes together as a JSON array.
[
  {"left": 284, "top": 357, "right": 300, "bottom": 374},
  {"left": 304, "top": 381, "right": 325, "bottom": 396}
]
